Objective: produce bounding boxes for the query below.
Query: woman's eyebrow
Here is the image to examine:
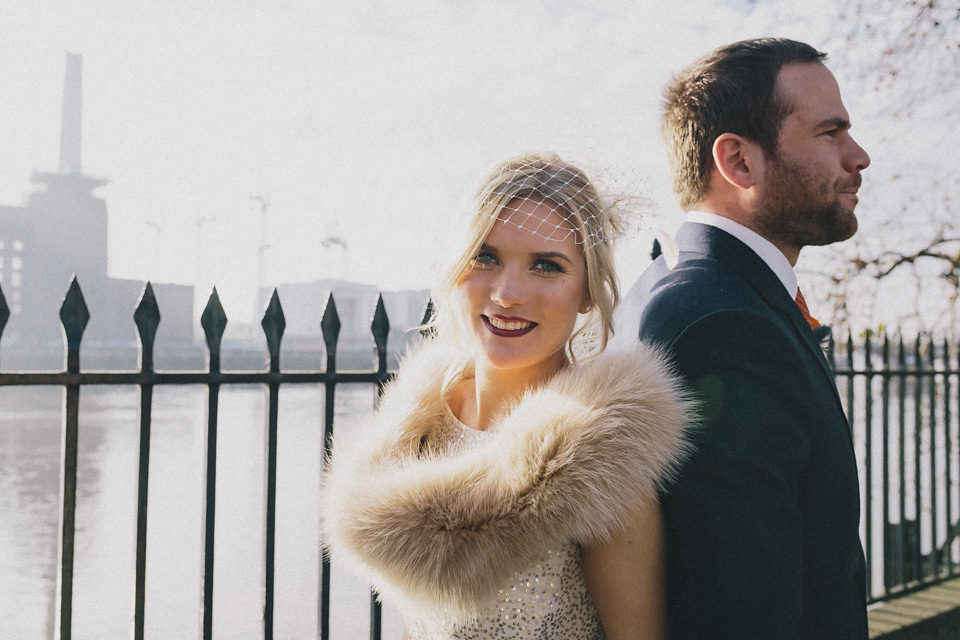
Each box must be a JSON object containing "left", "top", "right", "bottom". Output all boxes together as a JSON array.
[{"left": 533, "top": 251, "right": 573, "bottom": 264}]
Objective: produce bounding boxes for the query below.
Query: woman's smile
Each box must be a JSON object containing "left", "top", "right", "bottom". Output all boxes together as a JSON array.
[{"left": 483, "top": 314, "right": 536, "bottom": 336}]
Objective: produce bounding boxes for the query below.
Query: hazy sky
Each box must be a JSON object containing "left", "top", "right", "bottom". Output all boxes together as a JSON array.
[{"left": 1, "top": 0, "right": 835, "bottom": 323}]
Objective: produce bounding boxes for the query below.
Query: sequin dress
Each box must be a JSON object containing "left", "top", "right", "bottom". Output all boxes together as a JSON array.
[{"left": 400, "top": 419, "right": 606, "bottom": 640}]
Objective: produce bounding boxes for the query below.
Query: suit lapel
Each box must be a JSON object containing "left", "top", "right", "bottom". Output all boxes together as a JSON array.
[{"left": 675, "top": 223, "right": 845, "bottom": 414}]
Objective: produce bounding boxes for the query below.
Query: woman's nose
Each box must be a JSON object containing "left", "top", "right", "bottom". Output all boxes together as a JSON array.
[{"left": 490, "top": 269, "right": 527, "bottom": 308}]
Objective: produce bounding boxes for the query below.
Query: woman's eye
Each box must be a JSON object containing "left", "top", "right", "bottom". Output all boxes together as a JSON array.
[
  {"left": 471, "top": 251, "right": 497, "bottom": 268},
  {"left": 533, "top": 259, "right": 564, "bottom": 274}
]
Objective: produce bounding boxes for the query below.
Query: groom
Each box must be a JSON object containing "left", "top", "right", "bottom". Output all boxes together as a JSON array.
[{"left": 618, "top": 39, "right": 871, "bottom": 638}]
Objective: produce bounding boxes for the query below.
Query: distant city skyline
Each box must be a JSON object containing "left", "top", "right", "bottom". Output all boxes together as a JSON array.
[{"left": 0, "top": 1, "right": 865, "bottom": 325}]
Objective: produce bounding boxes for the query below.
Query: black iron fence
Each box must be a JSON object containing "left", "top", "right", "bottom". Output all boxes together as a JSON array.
[
  {"left": 828, "top": 331, "right": 960, "bottom": 604},
  {"left": 1, "top": 279, "right": 957, "bottom": 639},
  {"left": 0, "top": 278, "right": 406, "bottom": 640}
]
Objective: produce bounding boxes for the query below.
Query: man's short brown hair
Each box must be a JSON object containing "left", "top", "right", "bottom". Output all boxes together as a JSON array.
[{"left": 661, "top": 38, "right": 826, "bottom": 210}]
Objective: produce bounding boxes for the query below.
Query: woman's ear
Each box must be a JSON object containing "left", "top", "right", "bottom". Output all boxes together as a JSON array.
[
  {"left": 579, "top": 297, "right": 593, "bottom": 314},
  {"left": 712, "top": 133, "right": 759, "bottom": 190}
]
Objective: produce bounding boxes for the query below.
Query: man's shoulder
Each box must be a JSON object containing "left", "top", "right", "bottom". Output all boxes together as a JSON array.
[{"left": 633, "top": 256, "right": 768, "bottom": 344}]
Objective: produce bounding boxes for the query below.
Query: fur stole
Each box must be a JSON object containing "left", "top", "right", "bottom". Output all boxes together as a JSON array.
[{"left": 320, "top": 339, "right": 690, "bottom": 617}]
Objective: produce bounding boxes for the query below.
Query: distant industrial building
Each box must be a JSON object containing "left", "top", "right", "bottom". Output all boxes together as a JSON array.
[
  {"left": 0, "top": 53, "right": 194, "bottom": 349},
  {"left": 1, "top": 53, "right": 429, "bottom": 368}
]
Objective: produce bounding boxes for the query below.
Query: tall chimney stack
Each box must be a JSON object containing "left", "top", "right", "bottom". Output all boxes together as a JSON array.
[{"left": 59, "top": 52, "right": 83, "bottom": 175}]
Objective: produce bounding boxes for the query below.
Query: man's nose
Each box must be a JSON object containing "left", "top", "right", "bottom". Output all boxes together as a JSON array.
[{"left": 844, "top": 135, "right": 870, "bottom": 173}]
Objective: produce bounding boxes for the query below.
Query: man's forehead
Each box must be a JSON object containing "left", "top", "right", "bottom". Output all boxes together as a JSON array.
[{"left": 777, "top": 62, "right": 849, "bottom": 127}]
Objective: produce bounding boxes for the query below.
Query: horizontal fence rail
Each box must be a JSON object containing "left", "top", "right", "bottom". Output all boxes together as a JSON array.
[{"left": 1, "top": 277, "right": 958, "bottom": 638}]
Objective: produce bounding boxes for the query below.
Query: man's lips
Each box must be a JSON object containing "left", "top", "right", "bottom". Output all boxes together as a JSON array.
[{"left": 483, "top": 315, "right": 536, "bottom": 337}]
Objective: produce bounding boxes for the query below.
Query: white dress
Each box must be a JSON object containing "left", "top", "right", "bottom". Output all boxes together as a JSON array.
[{"left": 399, "top": 419, "right": 606, "bottom": 640}]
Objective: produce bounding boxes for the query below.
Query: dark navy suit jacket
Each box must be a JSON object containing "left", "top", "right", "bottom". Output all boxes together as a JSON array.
[{"left": 621, "top": 222, "right": 868, "bottom": 639}]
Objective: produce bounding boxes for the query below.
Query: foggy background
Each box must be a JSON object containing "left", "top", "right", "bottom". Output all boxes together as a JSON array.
[
  {"left": 1, "top": 0, "right": 958, "bottom": 335},
  {"left": 2, "top": 0, "right": 872, "bottom": 332}
]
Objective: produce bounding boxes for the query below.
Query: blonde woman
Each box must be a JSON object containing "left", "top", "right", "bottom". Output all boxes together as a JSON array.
[{"left": 322, "top": 153, "right": 690, "bottom": 639}]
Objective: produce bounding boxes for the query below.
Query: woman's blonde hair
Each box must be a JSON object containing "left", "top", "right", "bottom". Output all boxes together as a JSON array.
[{"left": 432, "top": 152, "right": 623, "bottom": 361}]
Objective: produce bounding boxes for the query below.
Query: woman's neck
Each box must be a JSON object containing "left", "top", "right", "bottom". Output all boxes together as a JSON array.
[{"left": 454, "top": 353, "right": 568, "bottom": 430}]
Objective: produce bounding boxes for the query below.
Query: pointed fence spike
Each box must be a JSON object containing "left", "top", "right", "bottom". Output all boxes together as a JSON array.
[
  {"left": 320, "top": 293, "right": 340, "bottom": 371},
  {"left": 133, "top": 282, "right": 161, "bottom": 351},
  {"left": 419, "top": 298, "right": 435, "bottom": 339},
  {"left": 261, "top": 289, "right": 286, "bottom": 368},
  {"left": 320, "top": 293, "right": 341, "bottom": 352},
  {"left": 864, "top": 329, "right": 873, "bottom": 370},
  {"left": 0, "top": 284, "right": 9, "bottom": 341},
  {"left": 371, "top": 294, "right": 390, "bottom": 360},
  {"left": 60, "top": 276, "right": 91, "bottom": 347},
  {"left": 60, "top": 277, "right": 90, "bottom": 373},
  {"left": 420, "top": 298, "right": 434, "bottom": 326},
  {"left": 200, "top": 287, "right": 228, "bottom": 357}
]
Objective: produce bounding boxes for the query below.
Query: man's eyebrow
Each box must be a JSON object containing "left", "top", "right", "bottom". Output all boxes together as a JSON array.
[{"left": 817, "top": 117, "right": 851, "bottom": 130}]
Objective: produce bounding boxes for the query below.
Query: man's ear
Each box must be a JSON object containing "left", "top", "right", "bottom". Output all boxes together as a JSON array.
[{"left": 712, "top": 133, "right": 759, "bottom": 190}]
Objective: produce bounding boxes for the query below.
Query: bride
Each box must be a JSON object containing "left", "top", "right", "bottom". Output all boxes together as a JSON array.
[{"left": 321, "top": 153, "right": 690, "bottom": 639}]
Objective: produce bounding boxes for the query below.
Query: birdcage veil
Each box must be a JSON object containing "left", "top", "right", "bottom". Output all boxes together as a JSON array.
[{"left": 473, "top": 152, "right": 635, "bottom": 251}]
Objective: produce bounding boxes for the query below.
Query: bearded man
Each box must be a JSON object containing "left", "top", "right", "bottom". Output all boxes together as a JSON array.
[{"left": 615, "top": 38, "right": 871, "bottom": 639}]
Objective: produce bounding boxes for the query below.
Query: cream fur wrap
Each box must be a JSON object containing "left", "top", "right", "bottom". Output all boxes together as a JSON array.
[{"left": 320, "top": 339, "right": 690, "bottom": 617}]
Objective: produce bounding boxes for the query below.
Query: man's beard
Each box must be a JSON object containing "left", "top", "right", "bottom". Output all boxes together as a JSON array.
[{"left": 753, "top": 154, "right": 860, "bottom": 250}]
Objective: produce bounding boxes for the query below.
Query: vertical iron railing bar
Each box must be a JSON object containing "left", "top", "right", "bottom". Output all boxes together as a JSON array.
[
  {"left": 881, "top": 335, "right": 891, "bottom": 596},
  {"left": 864, "top": 332, "right": 873, "bottom": 592},
  {"left": 264, "top": 380, "right": 279, "bottom": 640},
  {"left": 913, "top": 336, "right": 923, "bottom": 583},
  {"left": 59, "top": 384, "right": 79, "bottom": 640},
  {"left": 948, "top": 339, "right": 956, "bottom": 575},
  {"left": 132, "top": 283, "right": 161, "bottom": 640},
  {"left": 928, "top": 336, "right": 938, "bottom": 580},
  {"left": 134, "top": 384, "right": 153, "bottom": 640},
  {"left": 200, "top": 289, "right": 227, "bottom": 640},
  {"left": 847, "top": 332, "right": 855, "bottom": 449},
  {"left": 203, "top": 384, "right": 220, "bottom": 640},
  {"left": 56, "top": 277, "right": 89, "bottom": 640},
  {"left": 319, "top": 293, "right": 340, "bottom": 640},
  {"left": 0, "top": 283, "right": 9, "bottom": 370},
  {"left": 898, "top": 336, "right": 908, "bottom": 587},
  {"left": 369, "top": 295, "right": 390, "bottom": 640},
  {"left": 261, "top": 290, "right": 285, "bottom": 640}
]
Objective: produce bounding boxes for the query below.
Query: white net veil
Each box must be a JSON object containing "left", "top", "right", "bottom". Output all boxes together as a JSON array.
[{"left": 472, "top": 151, "right": 643, "bottom": 252}]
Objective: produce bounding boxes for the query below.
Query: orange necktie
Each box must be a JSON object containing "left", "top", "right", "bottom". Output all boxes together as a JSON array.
[{"left": 794, "top": 288, "right": 820, "bottom": 330}]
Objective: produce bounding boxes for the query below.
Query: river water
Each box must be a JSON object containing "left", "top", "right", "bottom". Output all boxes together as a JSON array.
[{"left": 0, "top": 383, "right": 403, "bottom": 639}]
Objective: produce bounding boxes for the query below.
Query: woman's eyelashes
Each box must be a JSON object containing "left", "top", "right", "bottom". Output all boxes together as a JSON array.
[
  {"left": 471, "top": 250, "right": 499, "bottom": 268},
  {"left": 533, "top": 258, "right": 565, "bottom": 275}
]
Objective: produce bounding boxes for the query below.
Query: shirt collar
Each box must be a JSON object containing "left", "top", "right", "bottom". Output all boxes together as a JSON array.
[{"left": 686, "top": 211, "right": 797, "bottom": 298}]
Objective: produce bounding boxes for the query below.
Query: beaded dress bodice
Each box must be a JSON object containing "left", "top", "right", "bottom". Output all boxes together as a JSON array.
[{"left": 399, "top": 418, "right": 606, "bottom": 640}]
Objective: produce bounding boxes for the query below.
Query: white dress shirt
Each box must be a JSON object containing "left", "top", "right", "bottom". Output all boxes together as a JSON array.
[{"left": 687, "top": 211, "right": 798, "bottom": 299}]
